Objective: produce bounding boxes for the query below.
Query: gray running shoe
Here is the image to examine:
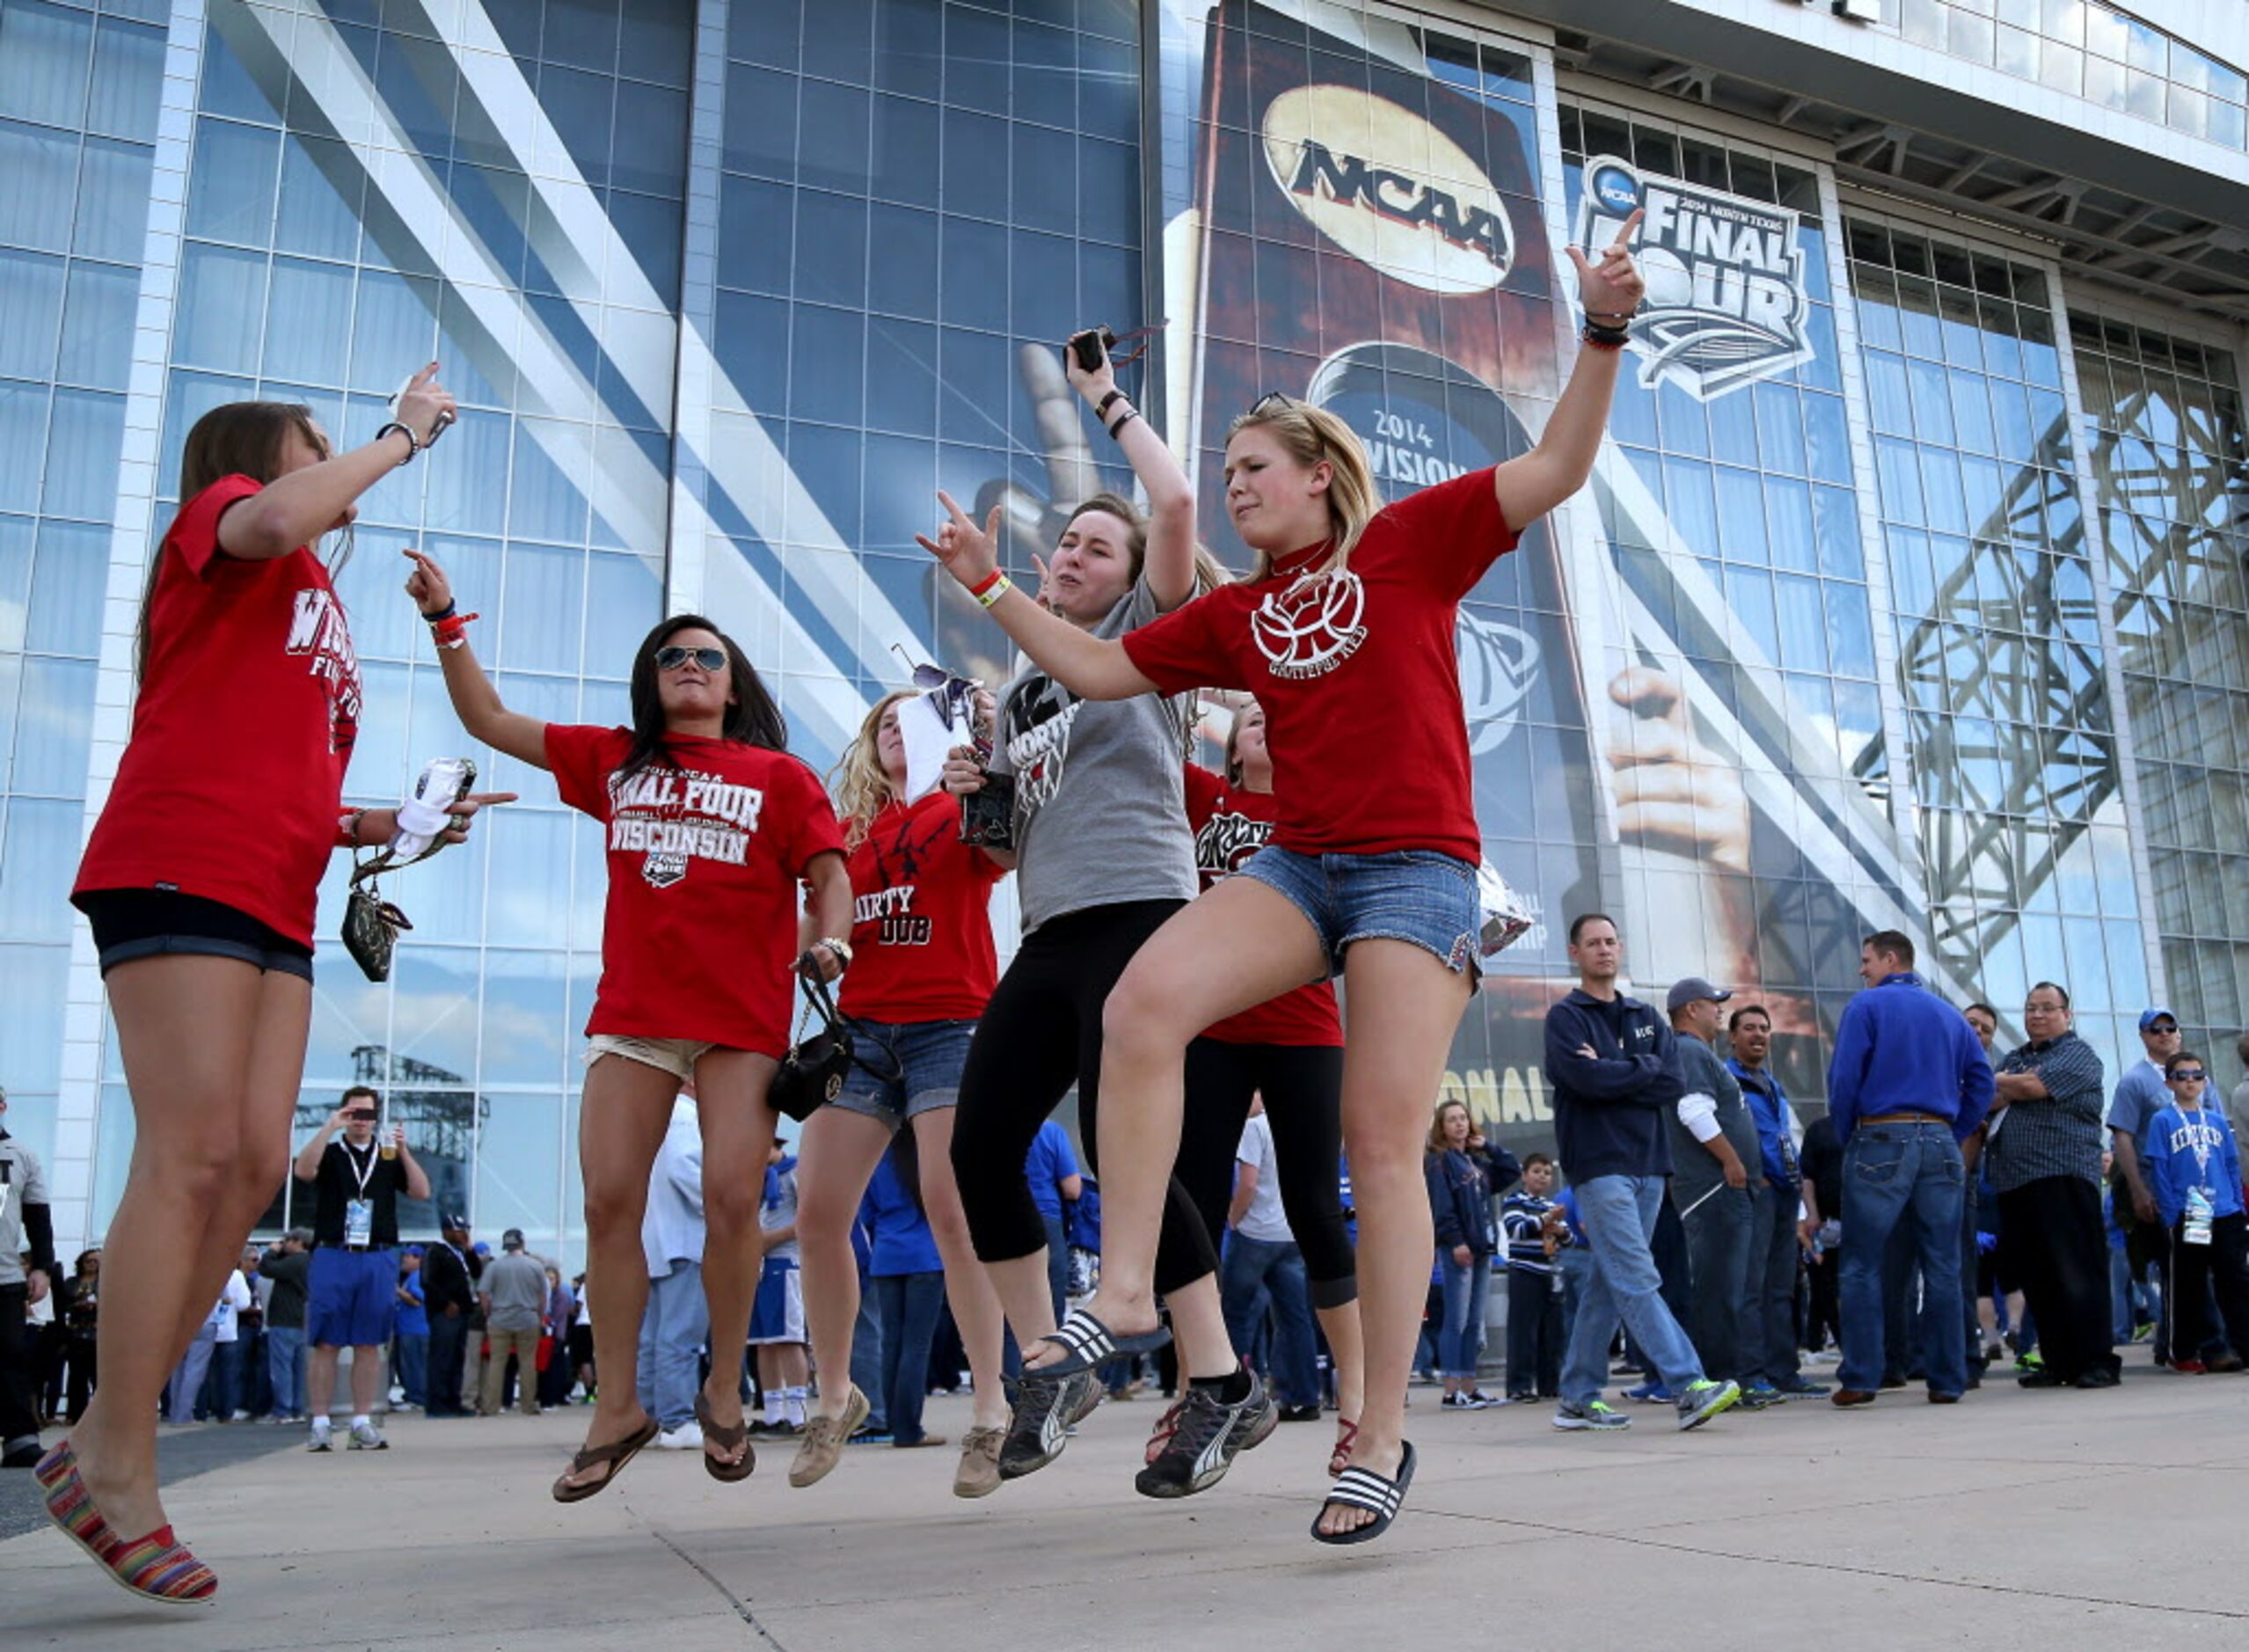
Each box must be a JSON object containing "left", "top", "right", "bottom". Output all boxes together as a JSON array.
[
  {"left": 997, "top": 1366, "right": 1101, "bottom": 1480},
  {"left": 347, "top": 1420, "right": 387, "bottom": 1451},
  {"left": 1135, "top": 1371, "right": 1267, "bottom": 1499},
  {"left": 1552, "top": 1399, "right": 1631, "bottom": 1431},
  {"left": 1676, "top": 1378, "right": 1741, "bottom": 1431},
  {"left": 306, "top": 1425, "right": 333, "bottom": 1453}
]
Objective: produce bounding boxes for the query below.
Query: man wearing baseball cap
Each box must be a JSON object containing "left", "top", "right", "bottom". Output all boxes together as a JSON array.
[
  {"left": 1663, "top": 978, "right": 1763, "bottom": 1404},
  {"left": 1824, "top": 932, "right": 1994, "bottom": 1406},
  {"left": 2107, "top": 1009, "right": 2200, "bottom": 1366},
  {"left": 421, "top": 1215, "right": 477, "bottom": 1418}
]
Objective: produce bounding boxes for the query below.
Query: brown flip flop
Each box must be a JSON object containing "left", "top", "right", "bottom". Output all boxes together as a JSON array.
[
  {"left": 551, "top": 1414, "right": 659, "bottom": 1503},
  {"left": 695, "top": 1391, "right": 756, "bottom": 1483}
]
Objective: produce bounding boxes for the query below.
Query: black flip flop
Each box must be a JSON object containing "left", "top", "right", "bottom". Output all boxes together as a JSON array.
[
  {"left": 551, "top": 1414, "right": 659, "bottom": 1503},
  {"left": 1311, "top": 1439, "right": 1417, "bottom": 1546},
  {"left": 1029, "top": 1308, "right": 1172, "bottom": 1378}
]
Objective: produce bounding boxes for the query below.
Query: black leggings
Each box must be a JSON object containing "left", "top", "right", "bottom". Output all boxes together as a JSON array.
[
  {"left": 1177, "top": 1039, "right": 1357, "bottom": 1309},
  {"left": 952, "top": 899, "right": 1220, "bottom": 1297}
]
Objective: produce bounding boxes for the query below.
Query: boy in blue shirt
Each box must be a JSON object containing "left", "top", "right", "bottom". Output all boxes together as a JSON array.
[
  {"left": 1501, "top": 1154, "right": 1566, "bottom": 1401},
  {"left": 2143, "top": 1051, "right": 2249, "bottom": 1373}
]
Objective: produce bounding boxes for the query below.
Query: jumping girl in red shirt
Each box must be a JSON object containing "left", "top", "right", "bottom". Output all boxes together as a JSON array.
[
  {"left": 921, "top": 222, "right": 1646, "bottom": 1542},
  {"left": 784, "top": 690, "right": 1013, "bottom": 1497},
  {"left": 1176, "top": 702, "right": 1362, "bottom": 1477},
  {"left": 400, "top": 552, "right": 851, "bottom": 1502},
  {"left": 48, "top": 370, "right": 502, "bottom": 1605}
]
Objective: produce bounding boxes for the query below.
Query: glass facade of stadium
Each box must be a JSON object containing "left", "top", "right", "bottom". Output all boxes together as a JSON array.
[{"left": 3, "top": 0, "right": 2241, "bottom": 1266}]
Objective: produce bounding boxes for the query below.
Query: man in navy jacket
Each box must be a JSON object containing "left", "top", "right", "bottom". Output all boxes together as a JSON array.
[
  {"left": 1547, "top": 915, "right": 1739, "bottom": 1435},
  {"left": 1823, "top": 931, "right": 1995, "bottom": 1407}
]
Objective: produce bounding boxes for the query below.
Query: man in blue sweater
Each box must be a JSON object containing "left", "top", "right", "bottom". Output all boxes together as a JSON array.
[
  {"left": 1824, "top": 931, "right": 1995, "bottom": 1407},
  {"left": 1547, "top": 915, "right": 1740, "bottom": 1435}
]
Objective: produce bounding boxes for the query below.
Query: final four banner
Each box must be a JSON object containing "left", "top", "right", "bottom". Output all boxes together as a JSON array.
[{"left": 1161, "top": 0, "right": 1927, "bottom": 1126}]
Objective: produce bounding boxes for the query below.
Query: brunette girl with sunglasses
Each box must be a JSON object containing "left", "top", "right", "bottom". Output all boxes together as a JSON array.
[
  {"left": 921, "top": 222, "right": 1647, "bottom": 1541},
  {"left": 915, "top": 330, "right": 1277, "bottom": 1497},
  {"left": 784, "top": 688, "right": 1014, "bottom": 1498},
  {"left": 46, "top": 370, "right": 505, "bottom": 1606},
  {"left": 401, "top": 552, "right": 851, "bottom": 1501}
]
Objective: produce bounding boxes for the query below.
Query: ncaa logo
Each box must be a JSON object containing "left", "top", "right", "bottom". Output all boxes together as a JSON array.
[
  {"left": 1262, "top": 85, "right": 1515, "bottom": 295},
  {"left": 1590, "top": 164, "right": 1639, "bottom": 218}
]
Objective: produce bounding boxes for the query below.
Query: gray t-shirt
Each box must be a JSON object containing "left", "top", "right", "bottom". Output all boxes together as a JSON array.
[
  {"left": 0, "top": 1133, "right": 47, "bottom": 1288},
  {"left": 989, "top": 578, "right": 1197, "bottom": 934},
  {"left": 1667, "top": 1034, "right": 1759, "bottom": 1206},
  {"left": 480, "top": 1251, "right": 548, "bottom": 1332}
]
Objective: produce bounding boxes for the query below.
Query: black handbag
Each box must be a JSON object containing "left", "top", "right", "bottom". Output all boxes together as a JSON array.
[
  {"left": 770, "top": 969, "right": 858, "bottom": 1122},
  {"left": 342, "top": 856, "right": 413, "bottom": 983}
]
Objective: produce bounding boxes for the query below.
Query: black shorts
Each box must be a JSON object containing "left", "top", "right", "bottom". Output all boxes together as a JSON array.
[{"left": 76, "top": 888, "right": 315, "bottom": 981}]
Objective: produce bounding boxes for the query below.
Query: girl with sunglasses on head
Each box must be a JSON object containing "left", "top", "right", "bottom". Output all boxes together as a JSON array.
[
  {"left": 47, "top": 369, "right": 505, "bottom": 1606},
  {"left": 784, "top": 687, "right": 1015, "bottom": 1499},
  {"left": 400, "top": 552, "right": 851, "bottom": 1501},
  {"left": 916, "top": 329, "right": 1279, "bottom": 1498},
  {"left": 921, "top": 222, "right": 1647, "bottom": 1541},
  {"left": 1173, "top": 699, "right": 1364, "bottom": 1475}
]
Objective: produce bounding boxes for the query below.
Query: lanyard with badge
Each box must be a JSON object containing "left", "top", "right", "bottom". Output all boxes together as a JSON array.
[
  {"left": 340, "top": 1141, "right": 379, "bottom": 1247},
  {"left": 2180, "top": 1106, "right": 2217, "bottom": 1247}
]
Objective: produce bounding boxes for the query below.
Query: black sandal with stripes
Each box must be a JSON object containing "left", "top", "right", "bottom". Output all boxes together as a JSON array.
[
  {"left": 1027, "top": 1307, "right": 1172, "bottom": 1378},
  {"left": 1310, "top": 1439, "right": 1417, "bottom": 1546}
]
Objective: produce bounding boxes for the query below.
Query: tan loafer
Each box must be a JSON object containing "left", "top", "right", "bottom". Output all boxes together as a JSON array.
[
  {"left": 787, "top": 1385, "right": 870, "bottom": 1488},
  {"left": 953, "top": 1424, "right": 1004, "bottom": 1499}
]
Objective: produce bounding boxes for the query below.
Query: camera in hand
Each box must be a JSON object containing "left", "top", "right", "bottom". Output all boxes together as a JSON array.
[
  {"left": 1070, "top": 327, "right": 1119, "bottom": 373},
  {"left": 959, "top": 770, "right": 1018, "bottom": 850}
]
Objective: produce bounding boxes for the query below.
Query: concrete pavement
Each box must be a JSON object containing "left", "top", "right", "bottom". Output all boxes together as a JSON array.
[{"left": 3, "top": 1350, "right": 2243, "bottom": 1649}]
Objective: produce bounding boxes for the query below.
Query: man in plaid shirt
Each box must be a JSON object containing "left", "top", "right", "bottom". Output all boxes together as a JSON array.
[{"left": 1988, "top": 982, "right": 2119, "bottom": 1389}]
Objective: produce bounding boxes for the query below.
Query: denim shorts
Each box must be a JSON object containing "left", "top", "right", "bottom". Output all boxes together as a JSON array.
[
  {"left": 77, "top": 888, "right": 315, "bottom": 982},
  {"left": 830, "top": 1017, "right": 975, "bottom": 1129},
  {"left": 1238, "top": 845, "right": 1481, "bottom": 979}
]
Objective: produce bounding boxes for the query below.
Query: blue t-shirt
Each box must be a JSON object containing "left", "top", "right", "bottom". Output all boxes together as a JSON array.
[
  {"left": 395, "top": 1268, "right": 428, "bottom": 1336},
  {"left": 1024, "top": 1120, "right": 1080, "bottom": 1223},
  {"left": 861, "top": 1154, "right": 943, "bottom": 1276}
]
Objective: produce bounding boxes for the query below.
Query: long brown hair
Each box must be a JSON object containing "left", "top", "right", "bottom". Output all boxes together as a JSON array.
[
  {"left": 1427, "top": 1099, "right": 1471, "bottom": 1155},
  {"left": 618, "top": 614, "right": 786, "bottom": 780},
  {"left": 138, "top": 401, "right": 332, "bottom": 679}
]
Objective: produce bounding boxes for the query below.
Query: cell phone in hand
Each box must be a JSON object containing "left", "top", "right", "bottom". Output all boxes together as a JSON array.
[{"left": 391, "top": 372, "right": 456, "bottom": 446}]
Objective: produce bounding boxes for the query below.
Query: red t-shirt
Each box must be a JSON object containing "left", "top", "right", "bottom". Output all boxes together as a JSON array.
[
  {"left": 75, "top": 475, "right": 362, "bottom": 947},
  {"left": 1183, "top": 764, "right": 1342, "bottom": 1047},
  {"left": 546, "top": 724, "right": 843, "bottom": 1056},
  {"left": 1123, "top": 467, "right": 1515, "bottom": 864},
  {"left": 837, "top": 790, "right": 1004, "bottom": 1024}
]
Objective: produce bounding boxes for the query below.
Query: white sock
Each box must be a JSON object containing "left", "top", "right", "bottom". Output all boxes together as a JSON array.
[
  {"left": 351, "top": 1414, "right": 371, "bottom": 1430},
  {"left": 762, "top": 1387, "right": 784, "bottom": 1419},
  {"left": 782, "top": 1385, "right": 807, "bottom": 1427},
  {"left": 310, "top": 1415, "right": 332, "bottom": 1432}
]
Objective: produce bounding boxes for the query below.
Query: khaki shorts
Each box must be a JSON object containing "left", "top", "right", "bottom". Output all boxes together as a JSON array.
[{"left": 585, "top": 1034, "right": 714, "bottom": 1082}]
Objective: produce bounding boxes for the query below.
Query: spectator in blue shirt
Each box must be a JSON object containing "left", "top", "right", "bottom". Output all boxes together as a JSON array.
[
  {"left": 861, "top": 1133, "right": 950, "bottom": 1447},
  {"left": 1726, "top": 1005, "right": 1825, "bottom": 1398},
  {"left": 1823, "top": 931, "right": 1993, "bottom": 1407},
  {"left": 391, "top": 1249, "right": 428, "bottom": 1410},
  {"left": 2142, "top": 1051, "right": 2249, "bottom": 1374},
  {"left": 2107, "top": 1008, "right": 2187, "bottom": 1363},
  {"left": 1023, "top": 1119, "right": 1084, "bottom": 1322}
]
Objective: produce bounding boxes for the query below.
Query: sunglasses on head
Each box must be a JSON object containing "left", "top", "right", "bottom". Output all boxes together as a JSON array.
[
  {"left": 2170, "top": 1070, "right": 2207, "bottom": 1083},
  {"left": 1250, "top": 391, "right": 1298, "bottom": 416},
  {"left": 655, "top": 645, "right": 727, "bottom": 672}
]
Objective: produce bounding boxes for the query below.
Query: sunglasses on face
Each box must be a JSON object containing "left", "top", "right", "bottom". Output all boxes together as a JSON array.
[
  {"left": 2149, "top": 1024, "right": 2180, "bottom": 1035},
  {"left": 655, "top": 645, "right": 727, "bottom": 672},
  {"left": 2170, "top": 1071, "right": 2207, "bottom": 1083}
]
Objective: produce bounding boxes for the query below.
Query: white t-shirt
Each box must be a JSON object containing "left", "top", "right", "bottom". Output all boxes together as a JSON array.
[
  {"left": 1234, "top": 1115, "right": 1293, "bottom": 1244},
  {"left": 209, "top": 1270, "right": 253, "bottom": 1342}
]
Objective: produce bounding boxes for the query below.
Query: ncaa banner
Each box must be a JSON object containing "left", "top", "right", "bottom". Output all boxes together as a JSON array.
[{"left": 1575, "top": 155, "right": 1816, "bottom": 401}]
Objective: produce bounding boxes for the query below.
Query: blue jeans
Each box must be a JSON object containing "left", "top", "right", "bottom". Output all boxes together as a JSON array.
[
  {"left": 635, "top": 1258, "right": 710, "bottom": 1431},
  {"left": 394, "top": 1332, "right": 428, "bottom": 1407},
  {"left": 851, "top": 1269, "right": 888, "bottom": 1432},
  {"left": 875, "top": 1271, "right": 946, "bottom": 1445},
  {"left": 1560, "top": 1174, "right": 1706, "bottom": 1407},
  {"left": 1435, "top": 1255, "right": 1492, "bottom": 1381},
  {"left": 1557, "top": 1246, "right": 1594, "bottom": 1349},
  {"left": 1220, "top": 1233, "right": 1319, "bottom": 1407},
  {"left": 1838, "top": 1122, "right": 1966, "bottom": 1396},
  {"left": 168, "top": 1325, "right": 217, "bottom": 1422}
]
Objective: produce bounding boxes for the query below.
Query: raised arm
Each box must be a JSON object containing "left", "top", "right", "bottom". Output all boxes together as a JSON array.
[
  {"left": 402, "top": 550, "right": 551, "bottom": 769},
  {"left": 1063, "top": 332, "right": 1194, "bottom": 613},
  {"left": 1491, "top": 210, "right": 1645, "bottom": 536},
  {"left": 917, "top": 492, "right": 1157, "bottom": 702},
  {"left": 219, "top": 365, "right": 456, "bottom": 559}
]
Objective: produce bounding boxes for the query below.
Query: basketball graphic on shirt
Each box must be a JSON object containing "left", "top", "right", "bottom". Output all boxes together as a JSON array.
[
  {"left": 1004, "top": 681, "right": 1081, "bottom": 816},
  {"left": 642, "top": 849, "right": 687, "bottom": 889},
  {"left": 1250, "top": 569, "right": 1368, "bottom": 680}
]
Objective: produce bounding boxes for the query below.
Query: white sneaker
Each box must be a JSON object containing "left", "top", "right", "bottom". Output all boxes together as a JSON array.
[
  {"left": 307, "top": 1424, "right": 333, "bottom": 1452},
  {"left": 653, "top": 1422, "right": 701, "bottom": 1451},
  {"left": 347, "top": 1420, "right": 388, "bottom": 1451}
]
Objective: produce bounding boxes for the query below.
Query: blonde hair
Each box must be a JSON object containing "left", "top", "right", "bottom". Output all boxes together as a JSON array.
[
  {"left": 1427, "top": 1099, "right": 1471, "bottom": 1155},
  {"left": 1225, "top": 398, "right": 1381, "bottom": 580},
  {"left": 829, "top": 689, "right": 916, "bottom": 852}
]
